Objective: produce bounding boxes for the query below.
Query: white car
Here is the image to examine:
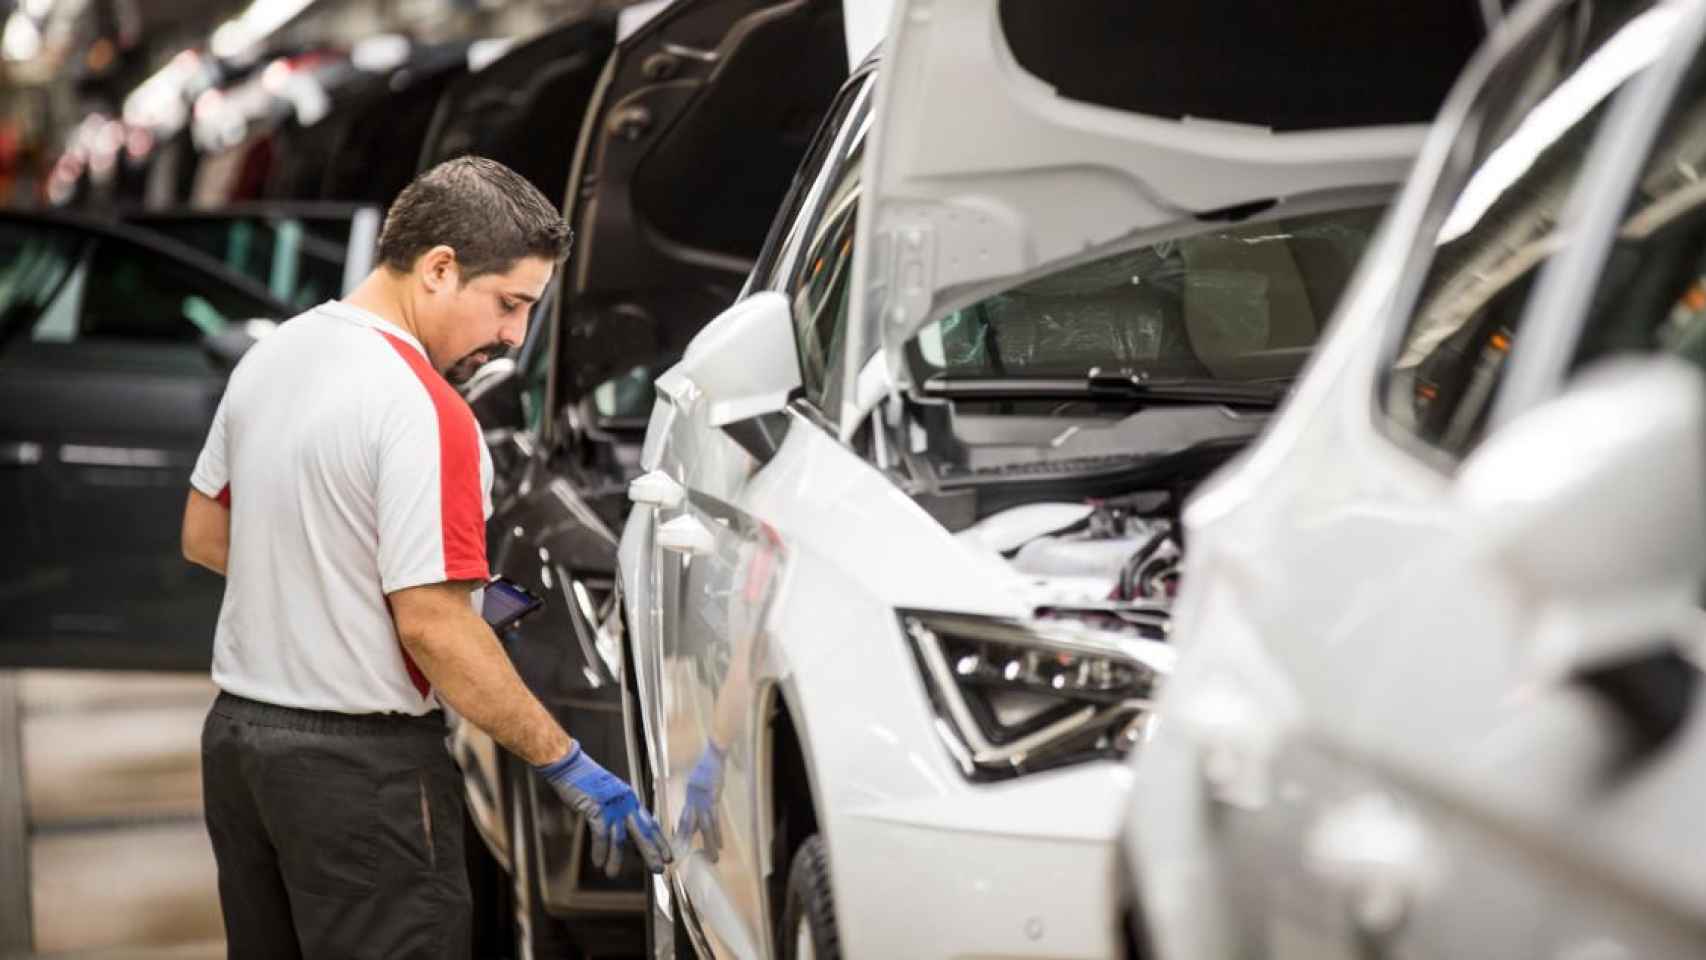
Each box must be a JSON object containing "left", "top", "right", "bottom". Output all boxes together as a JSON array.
[
  {"left": 618, "top": 1, "right": 1480, "bottom": 956},
  {"left": 1121, "top": 0, "right": 1706, "bottom": 957}
]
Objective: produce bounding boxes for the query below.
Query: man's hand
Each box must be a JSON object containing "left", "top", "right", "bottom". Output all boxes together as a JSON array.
[
  {"left": 676, "top": 742, "right": 724, "bottom": 861},
  {"left": 537, "top": 744, "right": 672, "bottom": 876}
]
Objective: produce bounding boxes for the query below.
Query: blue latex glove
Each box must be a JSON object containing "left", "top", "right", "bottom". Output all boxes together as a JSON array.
[
  {"left": 676, "top": 742, "right": 724, "bottom": 860},
  {"left": 537, "top": 743, "right": 672, "bottom": 876}
]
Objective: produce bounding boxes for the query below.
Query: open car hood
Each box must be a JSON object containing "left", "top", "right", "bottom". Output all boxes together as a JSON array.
[
  {"left": 265, "top": 41, "right": 472, "bottom": 204},
  {"left": 417, "top": 15, "right": 616, "bottom": 208},
  {"left": 553, "top": 0, "right": 848, "bottom": 402},
  {"left": 841, "top": 0, "right": 1485, "bottom": 431}
]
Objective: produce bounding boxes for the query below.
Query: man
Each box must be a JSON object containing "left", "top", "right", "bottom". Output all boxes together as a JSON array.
[{"left": 180, "top": 157, "right": 669, "bottom": 958}]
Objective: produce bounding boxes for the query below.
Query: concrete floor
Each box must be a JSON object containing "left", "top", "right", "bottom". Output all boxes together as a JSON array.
[{"left": 6, "top": 670, "right": 224, "bottom": 959}]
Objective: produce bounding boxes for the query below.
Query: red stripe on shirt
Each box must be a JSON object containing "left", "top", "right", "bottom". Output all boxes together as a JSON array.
[
  {"left": 377, "top": 330, "right": 490, "bottom": 698},
  {"left": 216, "top": 485, "right": 231, "bottom": 508}
]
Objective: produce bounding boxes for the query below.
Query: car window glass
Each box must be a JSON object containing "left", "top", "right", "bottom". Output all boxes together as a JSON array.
[
  {"left": 593, "top": 366, "right": 657, "bottom": 420},
  {"left": 785, "top": 109, "right": 866, "bottom": 417},
  {"left": 136, "top": 215, "right": 351, "bottom": 310},
  {"left": 1379, "top": 1, "right": 1663, "bottom": 461},
  {"left": 34, "top": 262, "right": 87, "bottom": 342},
  {"left": 749, "top": 71, "right": 872, "bottom": 294},
  {"left": 0, "top": 221, "right": 82, "bottom": 344},
  {"left": 1569, "top": 47, "right": 1706, "bottom": 375},
  {"left": 911, "top": 206, "right": 1384, "bottom": 383},
  {"left": 79, "top": 237, "right": 281, "bottom": 342},
  {"left": 790, "top": 189, "right": 858, "bottom": 414},
  {"left": 516, "top": 292, "right": 555, "bottom": 433}
]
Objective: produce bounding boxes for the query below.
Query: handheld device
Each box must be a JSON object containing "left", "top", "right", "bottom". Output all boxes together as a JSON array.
[{"left": 482, "top": 576, "right": 544, "bottom": 633}]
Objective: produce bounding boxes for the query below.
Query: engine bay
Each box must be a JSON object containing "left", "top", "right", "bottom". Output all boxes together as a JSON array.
[{"left": 956, "top": 487, "right": 1195, "bottom": 644}]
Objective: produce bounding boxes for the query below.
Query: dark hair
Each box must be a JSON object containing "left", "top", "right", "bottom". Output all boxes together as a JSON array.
[{"left": 376, "top": 156, "right": 572, "bottom": 281}]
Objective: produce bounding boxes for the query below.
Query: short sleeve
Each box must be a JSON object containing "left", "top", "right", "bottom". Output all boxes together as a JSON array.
[
  {"left": 190, "top": 393, "right": 231, "bottom": 506},
  {"left": 374, "top": 339, "right": 492, "bottom": 594}
]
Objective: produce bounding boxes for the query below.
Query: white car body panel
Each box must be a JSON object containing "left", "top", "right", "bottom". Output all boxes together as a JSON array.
[
  {"left": 624, "top": 357, "right": 1129, "bottom": 957},
  {"left": 618, "top": 2, "right": 1471, "bottom": 956},
  {"left": 1124, "top": 2, "right": 1706, "bottom": 957}
]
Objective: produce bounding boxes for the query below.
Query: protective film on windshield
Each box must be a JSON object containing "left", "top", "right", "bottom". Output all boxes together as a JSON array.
[{"left": 913, "top": 207, "right": 1383, "bottom": 384}]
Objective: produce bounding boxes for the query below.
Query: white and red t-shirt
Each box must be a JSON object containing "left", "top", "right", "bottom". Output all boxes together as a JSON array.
[{"left": 190, "top": 300, "right": 493, "bottom": 715}]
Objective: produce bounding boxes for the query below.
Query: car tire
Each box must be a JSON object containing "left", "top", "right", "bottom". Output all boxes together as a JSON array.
[{"left": 779, "top": 835, "right": 840, "bottom": 960}]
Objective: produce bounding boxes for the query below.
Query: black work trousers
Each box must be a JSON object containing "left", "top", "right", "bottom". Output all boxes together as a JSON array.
[{"left": 201, "top": 691, "right": 471, "bottom": 959}]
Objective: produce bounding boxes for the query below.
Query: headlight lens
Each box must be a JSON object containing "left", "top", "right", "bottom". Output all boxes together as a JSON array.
[{"left": 900, "top": 610, "right": 1174, "bottom": 780}]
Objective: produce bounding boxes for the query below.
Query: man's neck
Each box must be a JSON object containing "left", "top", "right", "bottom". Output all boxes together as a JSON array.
[{"left": 343, "top": 270, "right": 425, "bottom": 346}]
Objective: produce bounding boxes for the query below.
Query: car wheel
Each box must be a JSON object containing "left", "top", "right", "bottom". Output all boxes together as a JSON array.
[{"left": 779, "top": 836, "right": 839, "bottom": 960}]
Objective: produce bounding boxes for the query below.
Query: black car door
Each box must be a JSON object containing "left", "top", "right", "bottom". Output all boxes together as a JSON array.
[{"left": 0, "top": 215, "right": 286, "bottom": 669}]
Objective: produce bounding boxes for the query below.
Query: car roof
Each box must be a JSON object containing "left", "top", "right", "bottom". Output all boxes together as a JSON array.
[{"left": 1, "top": 207, "right": 293, "bottom": 314}]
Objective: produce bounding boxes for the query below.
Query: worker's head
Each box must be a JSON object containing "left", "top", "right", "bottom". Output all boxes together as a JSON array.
[{"left": 376, "top": 157, "right": 571, "bottom": 385}]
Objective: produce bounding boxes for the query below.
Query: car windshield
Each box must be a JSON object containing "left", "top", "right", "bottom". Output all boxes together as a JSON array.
[
  {"left": 132, "top": 214, "right": 352, "bottom": 310},
  {"left": 910, "top": 205, "right": 1384, "bottom": 385}
]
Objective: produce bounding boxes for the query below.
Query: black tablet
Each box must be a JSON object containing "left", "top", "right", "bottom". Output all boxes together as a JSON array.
[{"left": 482, "top": 576, "right": 544, "bottom": 633}]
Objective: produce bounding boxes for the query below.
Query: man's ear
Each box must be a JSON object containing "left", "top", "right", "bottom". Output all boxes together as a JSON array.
[{"left": 417, "top": 245, "right": 459, "bottom": 293}]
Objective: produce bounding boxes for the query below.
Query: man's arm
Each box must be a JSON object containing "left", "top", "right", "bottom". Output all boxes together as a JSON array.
[
  {"left": 387, "top": 581, "right": 572, "bottom": 765},
  {"left": 181, "top": 489, "right": 230, "bottom": 575}
]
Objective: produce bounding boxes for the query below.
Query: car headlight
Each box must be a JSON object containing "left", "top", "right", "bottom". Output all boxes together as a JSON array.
[{"left": 900, "top": 609, "right": 1174, "bottom": 780}]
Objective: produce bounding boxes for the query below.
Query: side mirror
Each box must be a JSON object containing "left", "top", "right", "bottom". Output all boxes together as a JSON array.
[
  {"left": 464, "top": 357, "right": 525, "bottom": 434},
  {"left": 202, "top": 330, "right": 257, "bottom": 372},
  {"left": 1456, "top": 355, "right": 1706, "bottom": 681},
  {"left": 201, "top": 319, "right": 279, "bottom": 373},
  {"left": 668, "top": 292, "right": 801, "bottom": 460}
]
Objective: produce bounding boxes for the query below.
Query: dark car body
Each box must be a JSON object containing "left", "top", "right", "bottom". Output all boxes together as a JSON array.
[
  {"left": 447, "top": 0, "right": 849, "bottom": 953},
  {"left": 0, "top": 209, "right": 289, "bottom": 670},
  {"left": 120, "top": 201, "right": 380, "bottom": 310},
  {"left": 266, "top": 42, "right": 473, "bottom": 205}
]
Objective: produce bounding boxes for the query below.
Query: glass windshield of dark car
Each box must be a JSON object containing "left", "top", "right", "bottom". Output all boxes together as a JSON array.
[{"left": 910, "top": 206, "right": 1384, "bottom": 389}]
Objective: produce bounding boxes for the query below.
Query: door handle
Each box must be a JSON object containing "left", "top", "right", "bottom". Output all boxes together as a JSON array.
[
  {"left": 658, "top": 515, "right": 715, "bottom": 557},
  {"left": 629, "top": 470, "right": 686, "bottom": 509},
  {"left": 1304, "top": 792, "right": 1432, "bottom": 936},
  {"left": 0, "top": 442, "right": 42, "bottom": 467}
]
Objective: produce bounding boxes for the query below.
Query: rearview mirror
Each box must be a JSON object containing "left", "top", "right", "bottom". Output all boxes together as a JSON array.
[
  {"left": 669, "top": 292, "right": 801, "bottom": 459},
  {"left": 1455, "top": 356, "right": 1706, "bottom": 672}
]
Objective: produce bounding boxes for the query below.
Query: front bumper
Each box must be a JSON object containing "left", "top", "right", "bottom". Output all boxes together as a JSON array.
[{"left": 830, "top": 761, "right": 1132, "bottom": 959}]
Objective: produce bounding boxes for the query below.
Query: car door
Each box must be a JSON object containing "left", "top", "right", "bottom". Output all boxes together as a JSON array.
[
  {"left": 1346, "top": 8, "right": 1706, "bottom": 953},
  {"left": 1163, "top": 4, "right": 1706, "bottom": 957},
  {"left": 633, "top": 66, "right": 872, "bottom": 959},
  {"left": 0, "top": 215, "right": 286, "bottom": 669}
]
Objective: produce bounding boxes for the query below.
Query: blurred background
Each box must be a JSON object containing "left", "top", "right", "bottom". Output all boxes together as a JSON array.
[
  {"left": 0, "top": 0, "right": 626, "bottom": 209},
  {"left": 0, "top": 2, "right": 659, "bottom": 956}
]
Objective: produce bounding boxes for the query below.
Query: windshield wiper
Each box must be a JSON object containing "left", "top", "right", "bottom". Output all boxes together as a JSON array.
[
  {"left": 919, "top": 369, "right": 1288, "bottom": 408},
  {"left": 1083, "top": 368, "right": 1288, "bottom": 407}
]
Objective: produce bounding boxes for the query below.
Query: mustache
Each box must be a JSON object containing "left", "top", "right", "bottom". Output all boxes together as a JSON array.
[{"left": 445, "top": 341, "right": 511, "bottom": 385}]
